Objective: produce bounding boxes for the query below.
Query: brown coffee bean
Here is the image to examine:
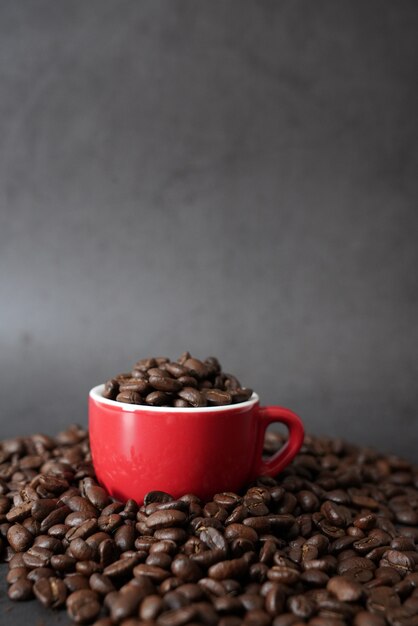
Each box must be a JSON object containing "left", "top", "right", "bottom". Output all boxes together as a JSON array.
[
  {"left": 89, "top": 572, "right": 115, "bottom": 595},
  {"left": 6, "top": 566, "right": 29, "bottom": 584},
  {"left": 171, "top": 555, "right": 203, "bottom": 582},
  {"left": 22, "top": 546, "right": 52, "bottom": 568},
  {"left": 40, "top": 505, "right": 71, "bottom": 531},
  {"left": 337, "top": 555, "right": 375, "bottom": 575},
  {"left": 64, "top": 573, "right": 90, "bottom": 592},
  {"left": 183, "top": 358, "right": 208, "bottom": 379},
  {"left": 381, "top": 549, "right": 415, "bottom": 573},
  {"left": 85, "top": 484, "right": 109, "bottom": 510},
  {"left": 208, "top": 557, "right": 249, "bottom": 580},
  {"left": 198, "top": 526, "right": 228, "bottom": 552},
  {"left": 146, "top": 551, "right": 172, "bottom": 569},
  {"left": 68, "top": 537, "right": 95, "bottom": 561},
  {"left": 33, "top": 576, "right": 67, "bottom": 608},
  {"left": 267, "top": 566, "right": 300, "bottom": 584},
  {"left": 149, "top": 374, "right": 182, "bottom": 392},
  {"left": 119, "top": 377, "right": 150, "bottom": 394},
  {"left": 108, "top": 587, "right": 143, "bottom": 621},
  {"left": 98, "top": 515, "right": 122, "bottom": 536},
  {"left": 50, "top": 553, "right": 76, "bottom": 572},
  {"left": 354, "top": 612, "right": 386, "bottom": 626},
  {"left": 231, "top": 388, "right": 253, "bottom": 403},
  {"left": 327, "top": 575, "right": 363, "bottom": 601},
  {"left": 133, "top": 563, "right": 171, "bottom": 582},
  {"left": 103, "top": 555, "right": 138, "bottom": 578},
  {"left": 366, "top": 586, "right": 401, "bottom": 613},
  {"left": 134, "top": 357, "right": 157, "bottom": 371},
  {"left": 116, "top": 390, "right": 143, "bottom": 404},
  {"left": 8, "top": 578, "right": 33, "bottom": 601},
  {"left": 178, "top": 386, "right": 207, "bottom": 407},
  {"left": 145, "top": 390, "right": 171, "bottom": 405},
  {"left": 225, "top": 523, "right": 258, "bottom": 544},
  {"left": 158, "top": 605, "right": 198, "bottom": 626},
  {"left": 7, "top": 523, "right": 33, "bottom": 552},
  {"left": 176, "top": 583, "right": 205, "bottom": 602},
  {"left": 103, "top": 378, "right": 119, "bottom": 399},
  {"left": 205, "top": 389, "right": 232, "bottom": 405},
  {"left": 31, "top": 498, "right": 58, "bottom": 521},
  {"left": 139, "top": 593, "right": 164, "bottom": 620},
  {"left": 177, "top": 375, "right": 198, "bottom": 388},
  {"left": 146, "top": 509, "right": 187, "bottom": 529},
  {"left": 67, "top": 589, "right": 101, "bottom": 624},
  {"left": 6, "top": 502, "right": 32, "bottom": 523}
]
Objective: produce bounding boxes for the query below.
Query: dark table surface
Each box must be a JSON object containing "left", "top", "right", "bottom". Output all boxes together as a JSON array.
[{"left": 0, "top": 564, "right": 71, "bottom": 626}]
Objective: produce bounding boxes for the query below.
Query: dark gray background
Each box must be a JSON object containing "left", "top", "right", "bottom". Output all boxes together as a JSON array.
[{"left": 1, "top": 0, "right": 418, "bottom": 467}]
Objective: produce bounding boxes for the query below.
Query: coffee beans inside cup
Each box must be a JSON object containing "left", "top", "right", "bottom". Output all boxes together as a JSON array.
[{"left": 103, "top": 353, "right": 253, "bottom": 407}]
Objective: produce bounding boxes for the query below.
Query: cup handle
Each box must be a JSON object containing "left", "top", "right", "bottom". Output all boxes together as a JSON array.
[{"left": 253, "top": 406, "right": 305, "bottom": 477}]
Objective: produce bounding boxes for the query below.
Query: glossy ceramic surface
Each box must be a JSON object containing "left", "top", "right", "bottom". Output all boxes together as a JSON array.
[{"left": 89, "top": 384, "right": 304, "bottom": 503}]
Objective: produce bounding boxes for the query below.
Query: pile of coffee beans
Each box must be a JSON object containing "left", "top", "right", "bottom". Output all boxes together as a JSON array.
[
  {"left": 102, "top": 353, "right": 253, "bottom": 407},
  {"left": 1, "top": 427, "right": 418, "bottom": 626}
]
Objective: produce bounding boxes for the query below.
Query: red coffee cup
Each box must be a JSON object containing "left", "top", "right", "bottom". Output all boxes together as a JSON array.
[{"left": 89, "top": 384, "right": 304, "bottom": 503}]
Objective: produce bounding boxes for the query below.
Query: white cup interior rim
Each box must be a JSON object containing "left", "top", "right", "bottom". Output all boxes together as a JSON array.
[{"left": 90, "top": 384, "right": 259, "bottom": 412}]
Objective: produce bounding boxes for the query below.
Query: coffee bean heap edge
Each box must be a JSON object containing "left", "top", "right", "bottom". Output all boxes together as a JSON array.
[
  {"left": 103, "top": 353, "right": 253, "bottom": 407},
  {"left": 1, "top": 427, "right": 418, "bottom": 626}
]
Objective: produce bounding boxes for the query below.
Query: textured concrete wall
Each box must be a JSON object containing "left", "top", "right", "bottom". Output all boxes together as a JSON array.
[{"left": 1, "top": 0, "right": 417, "bottom": 460}]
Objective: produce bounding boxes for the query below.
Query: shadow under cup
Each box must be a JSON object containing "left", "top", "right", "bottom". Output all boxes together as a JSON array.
[{"left": 88, "top": 384, "right": 304, "bottom": 503}]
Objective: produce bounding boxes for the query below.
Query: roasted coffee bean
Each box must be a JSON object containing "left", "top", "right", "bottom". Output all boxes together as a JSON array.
[
  {"left": 198, "top": 526, "right": 228, "bottom": 552},
  {"left": 6, "top": 566, "right": 28, "bottom": 584},
  {"left": 225, "top": 523, "right": 258, "bottom": 544},
  {"left": 103, "top": 555, "right": 138, "bottom": 578},
  {"left": 205, "top": 389, "right": 232, "bottom": 406},
  {"left": 327, "top": 575, "right": 363, "bottom": 601},
  {"left": 64, "top": 573, "right": 90, "bottom": 592},
  {"left": 119, "top": 377, "right": 150, "bottom": 394},
  {"left": 231, "top": 388, "right": 253, "bottom": 403},
  {"left": 114, "top": 524, "right": 135, "bottom": 552},
  {"left": 178, "top": 386, "right": 207, "bottom": 407},
  {"left": 31, "top": 498, "right": 58, "bottom": 521},
  {"left": 6, "top": 502, "right": 32, "bottom": 523},
  {"left": 145, "top": 390, "right": 171, "bottom": 405},
  {"left": 89, "top": 572, "right": 115, "bottom": 595},
  {"left": 68, "top": 537, "right": 95, "bottom": 561},
  {"left": 354, "top": 612, "right": 386, "bottom": 626},
  {"left": 149, "top": 539, "right": 177, "bottom": 555},
  {"left": 149, "top": 374, "right": 182, "bottom": 392},
  {"left": 171, "top": 555, "right": 203, "bottom": 582},
  {"left": 139, "top": 593, "right": 164, "bottom": 620},
  {"left": 208, "top": 557, "right": 249, "bottom": 580},
  {"left": 26, "top": 566, "right": 55, "bottom": 582},
  {"left": 33, "top": 576, "right": 67, "bottom": 608},
  {"left": 50, "top": 553, "right": 76, "bottom": 572},
  {"left": 8, "top": 578, "right": 33, "bottom": 600},
  {"left": 146, "top": 509, "right": 187, "bottom": 529},
  {"left": 116, "top": 390, "right": 143, "bottom": 404},
  {"left": 108, "top": 587, "right": 143, "bottom": 621},
  {"left": 158, "top": 605, "right": 198, "bottom": 626},
  {"left": 7, "top": 523, "right": 33, "bottom": 552},
  {"left": 177, "top": 375, "right": 198, "bottom": 388},
  {"left": 133, "top": 563, "right": 171, "bottom": 582},
  {"left": 22, "top": 546, "right": 52, "bottom": 568},
  {"left": 85, "top": 484, "right": 109, "bottom": 510},
  {"left": 66, "top": 518, "right": 97, "bottom": 541},
  {"left": 67, "top": 589, "right": 101, "bottom": 624},
  {"left": 102, "top": 378, "right": 119, "bottom": 399}
]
